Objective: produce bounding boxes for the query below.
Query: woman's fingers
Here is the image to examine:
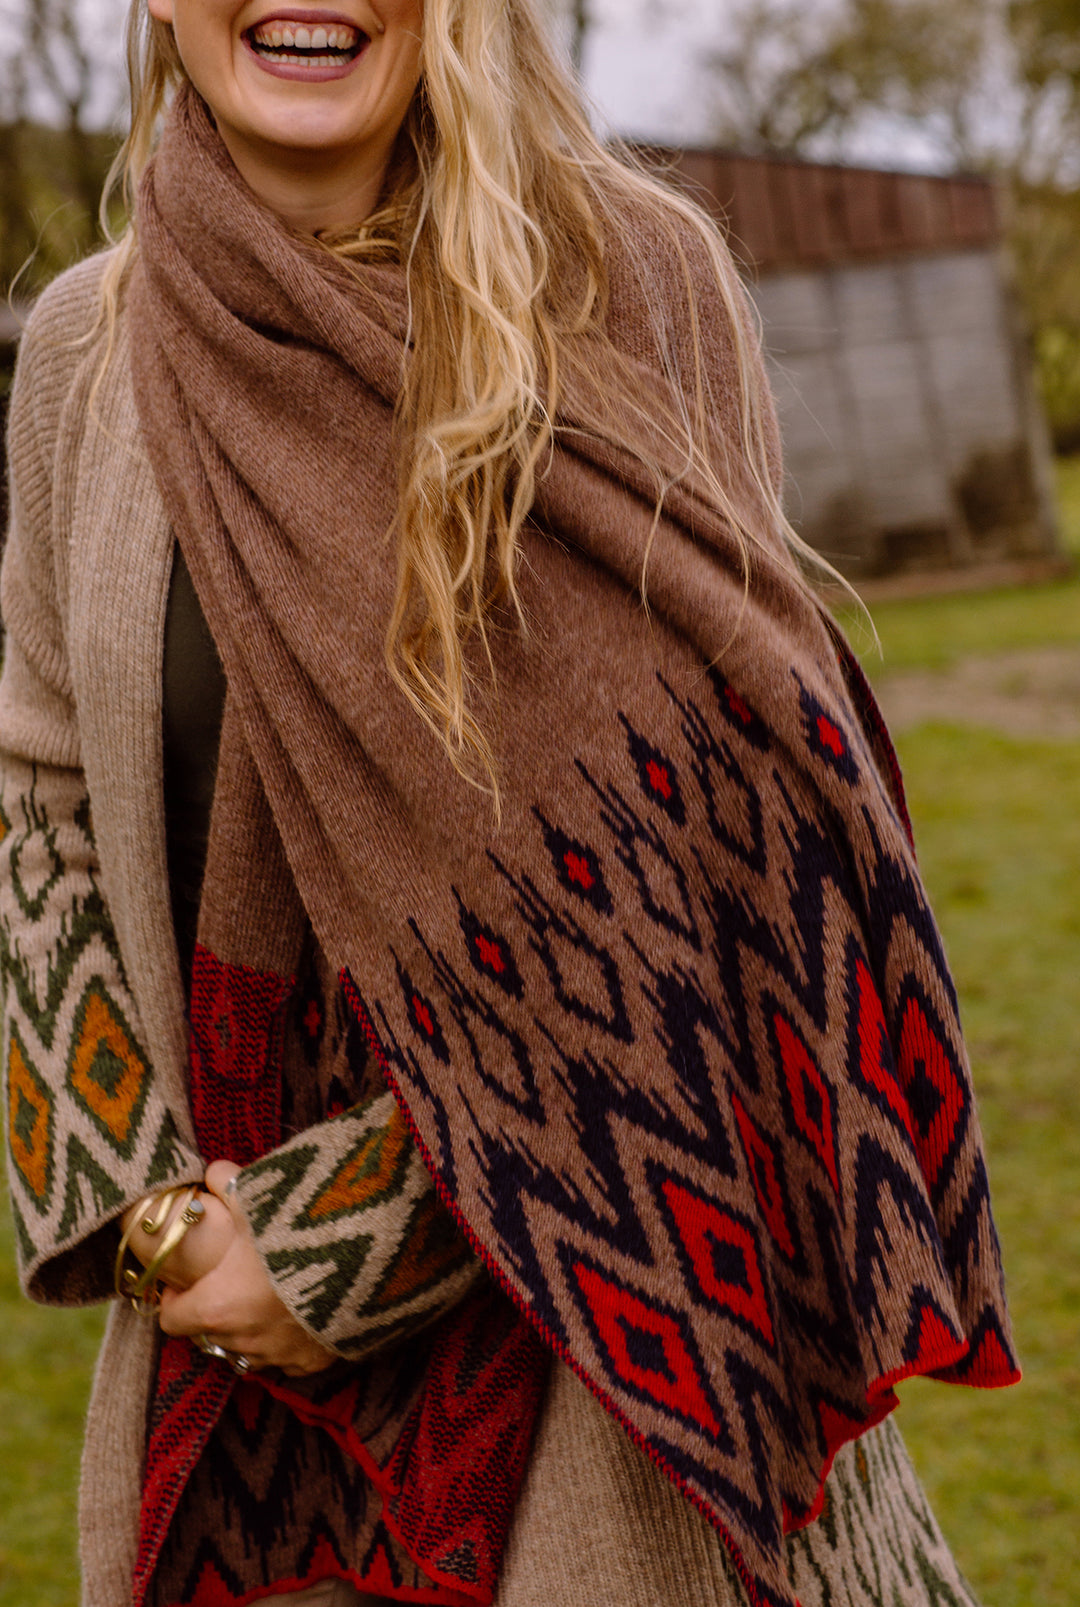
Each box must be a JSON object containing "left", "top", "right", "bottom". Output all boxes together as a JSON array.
[
  {"left": 204, "top": 1158, "right": 242, "bottom": 1205},
  {"left": 158, "top": 1193, "right": 236, "bottom": 1289},
  {"left": 119, "top": 1187, "right": 237, "bottom": 1291},
  {"left": 157, "top": 1191, "right": 338, "bottom": 1375}
]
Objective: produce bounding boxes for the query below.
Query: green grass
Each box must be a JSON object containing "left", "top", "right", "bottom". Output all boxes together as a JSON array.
[
  {"left": 833, "top": 458, "right": 1080, "bottom": 1604},
  {"left": 2, "top": 466, "right": 1078, "bottom": 1605},
  {"left": 887, "top": 726, "right": 1080, "bottom": 1607},
  {"left": 0, "top": 1198, "right": 105, "bottom": 1606},
  {"left": 837, "top": 570, "right": 1080, "bottom": 677}
]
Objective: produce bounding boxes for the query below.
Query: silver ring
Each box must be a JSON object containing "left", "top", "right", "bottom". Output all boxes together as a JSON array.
[
  {"left": 194, "top": 1334, "right": 230, "bottom": 1362},
  {"left": 229, "top": 1354, "right": 252, "bottom": 1376}
]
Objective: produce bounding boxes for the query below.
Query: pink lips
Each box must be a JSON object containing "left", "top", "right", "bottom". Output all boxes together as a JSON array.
[{"left": 243, "top": 11, "right": 370, "bottom": 83}]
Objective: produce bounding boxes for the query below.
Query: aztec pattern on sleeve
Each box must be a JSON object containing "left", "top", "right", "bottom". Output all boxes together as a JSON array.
[
  {"left": 228, "top": 946, "right": 482, "bottom": 1357},
  {"left": 133, "top": 944, "right": 525, "bottom": 1606},
  {"left": 234, "top": 1093, "right": 483, "bottom": 1357},
  {"left": 1, "top": 755, "right": 202, "bottom": 1301}
]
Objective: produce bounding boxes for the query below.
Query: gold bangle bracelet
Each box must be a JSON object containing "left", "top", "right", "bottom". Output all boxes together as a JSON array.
[
  {"left": 125, "top": 1187, "right": 206, "bottom": 1312},
  {"left": 113, "top": 1187, "right": 183, "bottom": 1304}
]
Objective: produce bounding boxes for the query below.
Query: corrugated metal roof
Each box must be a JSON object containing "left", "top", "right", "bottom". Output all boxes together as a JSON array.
[{"left": 637, "top": 147, "right": 1000, "bottom": 274}]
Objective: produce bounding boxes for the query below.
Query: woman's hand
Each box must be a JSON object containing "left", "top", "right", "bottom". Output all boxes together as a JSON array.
[{"left": 156, "top": 1161, "right": 338, "bottom": 1378}]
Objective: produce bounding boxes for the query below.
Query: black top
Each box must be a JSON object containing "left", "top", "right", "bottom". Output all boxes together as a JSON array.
[{"left": 161, "top": 544, "right": 226, "bottom": 987}]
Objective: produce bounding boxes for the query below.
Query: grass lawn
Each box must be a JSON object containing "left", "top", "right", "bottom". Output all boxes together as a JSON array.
[
  {"left": 0, "top": 1203, "right": 104, "bottom": 1605},
  {"left": 884, "top": 726, "right": 1079, "bottom": 1607},
  {"left": 1, "top": 470, "right": 1078, "bottom": 1605}
]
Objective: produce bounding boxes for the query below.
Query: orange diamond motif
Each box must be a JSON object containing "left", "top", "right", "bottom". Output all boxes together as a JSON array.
[
  {"left": 301, "top": 1105, "right": 412, "bottom": 1225},
  {"left": 375, "top": 1193, "right": 468, "bottom": 1309},
  {"left": 68, "top": 982, "right": 149, "bottom": 1155},
  {"left": 8, "top": 1029, "right": 54, "bottom": 1207}
]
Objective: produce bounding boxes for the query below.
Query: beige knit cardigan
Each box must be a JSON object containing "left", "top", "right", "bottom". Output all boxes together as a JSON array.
[{"left": 0, "top": 251, "right": 981, "bottom": 1607}]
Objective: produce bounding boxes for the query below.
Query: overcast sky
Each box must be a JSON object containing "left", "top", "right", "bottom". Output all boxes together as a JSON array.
[{"left": 579, "top": 0, "right": 947, "bottom": 168}]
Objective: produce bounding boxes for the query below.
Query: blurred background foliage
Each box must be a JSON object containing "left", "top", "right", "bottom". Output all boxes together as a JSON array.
[
  {"left": 696, "top": 0, "right": 1080, "bottom": 451},
  {"left": 0, "top": 0, "right": 122, "bottom": 302}
]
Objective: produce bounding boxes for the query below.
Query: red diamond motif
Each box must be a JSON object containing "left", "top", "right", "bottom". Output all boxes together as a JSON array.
[
  {"left": 853, "top": 959, "right": 913, "bottom": 1138},
  {"left": 775, "top": 1014, "right": 839, "bottom": 1193},
  {"left": 661, "top": 1180, "right": 775, "bottom": 1348},
  {"left": 564, "top": 851, "right": 594, "bottom": 890},
  {"left": 897, "top": 997, "right": 965, "bottom": 1188},
  {"left": 817, "top": 714, "right": 845, "bottom": 757},
  {"left": 731, "top": 1095, "right": 797, "bottom": 1260},
  {"left": 475, "top": 935, "right": 505, "bottom": 974},
  {"left": 573, "top": 1262, "right": 724, "bottom": 1438},
  {"left": 725, "top": 685, "right": 753, "bottom": 725},
  {"left": 646, "top": 760, "right": 673, "bottom": 800}
]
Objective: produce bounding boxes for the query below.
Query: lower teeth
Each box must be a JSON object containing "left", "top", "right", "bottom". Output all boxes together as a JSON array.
[
  {"left": 252, "top": 40, "right": 359, "bottom": 62},
  {"left": 263, "top": 51, "right": 346, "bottom": 63}
]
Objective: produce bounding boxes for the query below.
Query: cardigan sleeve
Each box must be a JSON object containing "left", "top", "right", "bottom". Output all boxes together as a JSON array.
[
  {"left": 0, "top": 280, "right": 204, "bottom": 1306},
  {"left": 230, "top": 1091, "right": 484, "bottom": 1360}
]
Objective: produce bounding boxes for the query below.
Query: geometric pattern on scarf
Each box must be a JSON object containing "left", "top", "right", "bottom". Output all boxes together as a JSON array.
[
  {"left": 341, "top": 661, "right": 1020, "bottom": 1607},
  {"left": 130, "top": 87, "right": 1019, "bottom": 1607}
]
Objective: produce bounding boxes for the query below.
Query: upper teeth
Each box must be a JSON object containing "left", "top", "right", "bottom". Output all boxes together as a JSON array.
[{"left": 252, "top": 21, "right": 358, "bottom": 49}]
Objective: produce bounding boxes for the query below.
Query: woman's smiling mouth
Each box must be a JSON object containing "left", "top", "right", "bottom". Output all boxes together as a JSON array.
[{"left": 244, "top": 13, "right": 368, "bottom": 76}]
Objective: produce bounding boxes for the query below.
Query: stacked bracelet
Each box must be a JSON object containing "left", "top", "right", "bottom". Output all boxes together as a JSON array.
[
  {"left": 114, "top": 1187, "right": 179, "bottom": 1308},
  {"left": 114, "top": 1185, "right": 206, "bottom": 1316}
]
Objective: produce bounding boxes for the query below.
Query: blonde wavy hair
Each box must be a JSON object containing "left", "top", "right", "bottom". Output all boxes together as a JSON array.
[{"left": 100, "top": 0, "right": 827, "bottom": 790}]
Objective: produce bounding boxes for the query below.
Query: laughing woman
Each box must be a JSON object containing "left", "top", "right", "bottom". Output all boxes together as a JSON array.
[{"left": 0, "top": 2, "right": 1019, "bottom": 1605}]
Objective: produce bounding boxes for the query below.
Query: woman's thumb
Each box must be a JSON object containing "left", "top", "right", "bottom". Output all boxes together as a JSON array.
[{"left": 204, "top": 1159, "right": 243, "bottom": 1217}]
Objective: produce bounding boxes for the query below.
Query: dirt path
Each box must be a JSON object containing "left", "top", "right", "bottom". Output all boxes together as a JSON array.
[{"left": 873, "top": 645, "right": 1080, "bottom": 740}]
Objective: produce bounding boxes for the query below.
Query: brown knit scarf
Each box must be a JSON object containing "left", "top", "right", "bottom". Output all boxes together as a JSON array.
[{"left": 129, "top": 86, "right": 1018, "bottom": 1607}]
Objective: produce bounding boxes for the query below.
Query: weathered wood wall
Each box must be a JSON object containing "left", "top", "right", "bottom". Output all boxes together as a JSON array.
[
  {"left": 644, "top": 147, "right": 1061, "bottom": 580},
  {"left": 752, "top": 250, "right": 1058, "bottom": 577}
]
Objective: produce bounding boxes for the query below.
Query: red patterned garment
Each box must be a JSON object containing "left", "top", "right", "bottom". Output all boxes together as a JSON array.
[{"left": 141, "top": 946, "right": 547, "bottom": 1607}]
